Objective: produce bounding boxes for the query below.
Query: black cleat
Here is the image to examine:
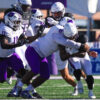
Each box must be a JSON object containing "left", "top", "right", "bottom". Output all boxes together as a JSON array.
[{"left": 32, "top": 92, "right": 43, "bottom": 99}]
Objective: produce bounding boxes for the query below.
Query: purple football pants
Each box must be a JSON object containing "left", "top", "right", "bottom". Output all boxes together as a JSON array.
[
  {"left": 25, "top": 46, "right": 50, "bottom": 79},
  {"left": 0, "top": 53, "right": 24, "bottom": 82}
]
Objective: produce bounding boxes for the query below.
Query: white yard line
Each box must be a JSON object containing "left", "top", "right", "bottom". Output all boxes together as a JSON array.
[
  {"left": 1, "top": 83, "right": 100, "bottom": 90},
  {"left": 50, "top": 75, "right": 100, "bottom": 79},
  {"left": 11, "top": 75, "right": 100, "bottom": 80}
]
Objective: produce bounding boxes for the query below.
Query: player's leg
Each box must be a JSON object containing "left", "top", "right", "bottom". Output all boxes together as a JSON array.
[
  {"left": 69, "top": 58, "right": 84, "bottom": 95},
  {"left": 60, "top": 67, "right": 76, "bottom": 87},
  {"left": 21, "top": 57, "right": 50, "bottom": 99},
  {"left": 81, "top": 53, "right": 96, "bottom": 99},
  {"left": 28, "top": 58, "right": 50, "bottom": 99},
  {"left": 7, "top": 53, "right": 26, "bottom": 97},
  {"left": 54, "top": 51, "right": 77, "bottom": 95},
  {"left": 32, "top": 57, "right": 50, "bottom": 88},
  {"left": 6, "top": 67, "right": 14, "bottom": 84},
  {"left": 0, "top": 59, "right": 8, "bottom": 83},
  {"left": 20, "top": 46, "right": 42, "bottom": 98}
]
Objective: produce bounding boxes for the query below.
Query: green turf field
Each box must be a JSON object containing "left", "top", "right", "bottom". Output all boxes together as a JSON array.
[{"left": 0, "top": 78, "right": 100, "bottom": 99}]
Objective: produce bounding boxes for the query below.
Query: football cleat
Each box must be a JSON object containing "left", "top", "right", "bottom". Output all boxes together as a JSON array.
[
  {"left": 20, "top": 90, "right": 33, "bottom": 99},
  {"left": 72, "top": 88, "right": 78, "bottom": 96},
  {"left": 88, "top": 90, "right": 96, "bottom": 99},
  {"left": 32, "top": 92, "right": 43, "bottom": 99},
  {"left": 7, "top": 86, "right": 17, "bottom": 97},
  {"left": 11, "top": 86, "right": 22, "bottom": 97}
]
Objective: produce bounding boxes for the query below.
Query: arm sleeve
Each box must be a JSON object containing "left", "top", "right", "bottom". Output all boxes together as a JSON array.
[{"left": 53, "top": 33, "right": 81, "bottom": 49}]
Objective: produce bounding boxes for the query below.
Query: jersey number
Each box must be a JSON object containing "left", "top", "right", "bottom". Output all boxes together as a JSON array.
[{"left": 14, "top": 36, "right": 18, "bottom": 44}]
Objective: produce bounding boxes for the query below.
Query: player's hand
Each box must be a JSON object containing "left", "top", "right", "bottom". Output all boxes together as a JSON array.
[
  {"left": 17, "top": 39, "right": 25, "bottom": 46},
  {"left": 47, "top": 17, "right": 58, "bottom": 25},
  {"left": 17, "top": 34, "right": 28, "bottom": 46},
  {"left": 18, "top": 34, "right": 26, "bottom": 40},
  {"left": 89, "top": 51, "right": 98, "bottom": 58},
  {"left": 37, "top": 25, "right": 45, "bottom": 37}
]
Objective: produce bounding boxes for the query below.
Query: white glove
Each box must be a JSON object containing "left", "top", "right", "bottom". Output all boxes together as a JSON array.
[{"left": 47, "top": 17, "right": 58, "bottom": 25}]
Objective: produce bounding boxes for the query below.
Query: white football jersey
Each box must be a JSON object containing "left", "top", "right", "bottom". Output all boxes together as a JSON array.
[
  {"left": 54, "top": 50, "right": 68, "bottom": 70},
  {"left": 69, "top": 53, "right": 92, "bottom": 75},
  {"left": 30, "top": 24, "right": 81, "bottom": 58},
  {"left": 65, "top": 47, "right": 79, "bottom": 55},
  {"left": 0, "top": 22, "right": 23, "bottom": 57},
  {"left": 25, "top": 18, "right": 44, "bottom": 37},
  {"left": 22, "top": 19, "right": 29, "bottom": 34}
]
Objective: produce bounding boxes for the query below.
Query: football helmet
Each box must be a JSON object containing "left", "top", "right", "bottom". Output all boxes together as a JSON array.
[
  {"left": 30, "top": 9, "right": 44, "bottom": 24},
  {"left": 4, "top": 11, "right": 22, "bottom": 31},
  {"left": 51, "top": 2, "right": 65, "bottom": 20},
  {"left": 15, "top": 0, "right": 32, "bottom": 19},
  {"left": 31, "top": 9, "right": 43, "bottom": 19},
  {"left": 64, "top": 22, "right": 78, "bottom": 38}
]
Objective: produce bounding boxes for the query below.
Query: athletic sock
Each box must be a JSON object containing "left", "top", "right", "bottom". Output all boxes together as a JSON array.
[
  {"left": 25, "top": 84, "right": 34, "bottom": 92},
  {"left": 17, "top": 81, "right": 24, "bottom": 88}
]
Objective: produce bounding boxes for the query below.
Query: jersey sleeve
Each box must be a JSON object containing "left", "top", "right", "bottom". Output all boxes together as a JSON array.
[{"left": 53, "top": 32, "right": 81, "bottom": 49}]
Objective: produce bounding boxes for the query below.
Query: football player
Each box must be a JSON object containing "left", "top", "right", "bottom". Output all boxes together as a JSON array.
[
  {"left": 5, "top": 0, "right": 32, "bottom": 87},
  {"left": 0, "top": 11, "right": 27, "bottom": 84},
  {"left": 58, "top": 19, "right": 97, "bottom": 99},
  {"left": 12, "top": 19, "right": 89, "bottom": 99}
]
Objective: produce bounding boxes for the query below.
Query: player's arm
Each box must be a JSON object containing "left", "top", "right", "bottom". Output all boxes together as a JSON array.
[
  {"left": 58, "top": 45, "right": 69, "bottom": 61},
  {"left": 0, "top": 35, "right": 20, "bottom": 49},
  {"left": 70, "top": 52, "right": 86, "bottom": 58},
  {"left": 53, "top": 33, "right": 90, "bottom": 52},
  {"left": 18, "top": 31, "right": 42, "bottom": 44},
  {"left": 25, "top": 25, "right": 46, "bottom": 43},
  {"left": 58, "top": 45, "right": 85, "bottom": 61},
  {"left": 25, "top": 34, "right": 40, "bottom": 43}
]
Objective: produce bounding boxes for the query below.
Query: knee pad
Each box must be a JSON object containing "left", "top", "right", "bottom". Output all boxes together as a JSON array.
[
  {"left": 7, "top": 67, "right": 15, "bottom": 78},
  {"left": 17, "top": 68, "right": 27, "bottom": 78},
  {"left": 73, "top": 69, "right": 81, "bottom": 81},
  {"left": 86, "top": 75, "right": 94, "bottom": 89}
]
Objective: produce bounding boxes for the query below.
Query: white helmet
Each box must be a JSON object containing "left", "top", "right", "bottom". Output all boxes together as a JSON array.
[
  {"left": 64, "top": 22, "right": 78, "bottom": 38},
  {"left": 31, "top": 9, "right": 43, "bottom": 19},
  {"left": 15, "top": 0, "right": 32, "bottom": 19},
  {"left": 16, "top": 0, "right": 32, "bottom": 12},
  {"left": 17, "top": 0, "right": 32, "bottom": 6},
  {"left": 51, "top": 2, "right": 65, "bottom": 20},
  {"left": 4, "top": 11, "right": 22, "bottom": 31},
  {"left": 30, "top": 9, "right": 44, "bottom": 24}
]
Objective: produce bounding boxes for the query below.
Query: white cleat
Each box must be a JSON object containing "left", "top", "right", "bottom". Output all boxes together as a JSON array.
[
  {"left": 72, "top": 88, "right": 78, "bottom": 96},
  {"left": 6, "top": 77, "right": 12, "bottom": 85},
  {"left": 88, "top": 90, "right": 96, "bottom": 99}
]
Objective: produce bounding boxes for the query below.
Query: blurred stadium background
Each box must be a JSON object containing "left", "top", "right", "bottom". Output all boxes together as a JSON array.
[{"left": 0, "top": 0, "right": 100, "bottom": 99}]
